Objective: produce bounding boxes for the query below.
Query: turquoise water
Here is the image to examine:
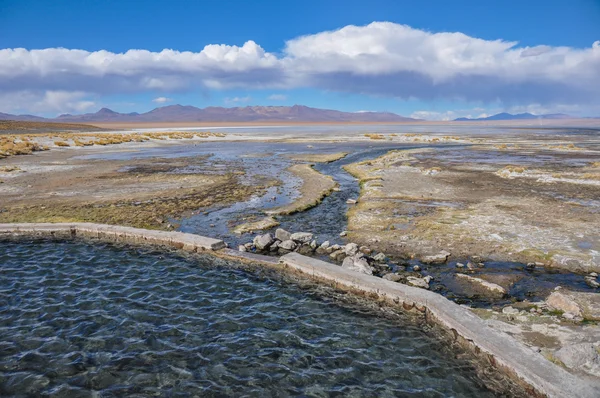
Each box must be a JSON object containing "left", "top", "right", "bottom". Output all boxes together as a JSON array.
[{"left": 0, "top": 239, "right": 502, "bottom": 397}]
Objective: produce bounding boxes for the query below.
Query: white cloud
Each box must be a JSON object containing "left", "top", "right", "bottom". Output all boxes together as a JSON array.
[
  {"left": 0, "top": 90, "right": 96, "bottom": 115},
  {"left": 224, "top": 96, "right": 251, "bottom": 104},
  {"left": 410, "top": 110, "right": 458, "bottom": 121},
  {"left": 152, "top": 96, "right": 172, "bottom": 103},
  {"left": 267, "top": 94, "right": 287, "bottom": 101},
  {"left": 1, "top": 22, "right": 599, "bottom": 113}
]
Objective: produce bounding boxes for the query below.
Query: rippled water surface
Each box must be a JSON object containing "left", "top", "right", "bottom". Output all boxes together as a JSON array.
[{"left": 0, "top": 240, "right": 497, "bottom": 397}]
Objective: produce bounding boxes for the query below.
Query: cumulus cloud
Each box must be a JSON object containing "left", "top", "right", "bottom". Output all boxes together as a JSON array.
[
  {"left": 267, "top": 94, "right": 287, "bottom": 101},
  {"left": 0, "top": 90, "right": 96, "bottom": 114},
  {"left": 1, "top": 22, "right": 599, "bottom": 112},
  {"left": 152, "top": 96, "right": 172, "bottom": 103}
]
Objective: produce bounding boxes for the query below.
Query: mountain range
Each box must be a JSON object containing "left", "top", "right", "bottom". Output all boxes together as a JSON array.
[
  {"left": 0, "top": 105, "right": 416, "bottom": 123},
  {"left": 454, "top": 112, "right": 573, "bottom": 121}
]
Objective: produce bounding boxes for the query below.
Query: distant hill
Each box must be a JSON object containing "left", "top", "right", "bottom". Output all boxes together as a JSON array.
[
  {"left": 0, "top": 105, "right": 417, "bottom": 123},
  {"left": 454, "top": 112, "right": 573, "bottom": 121}
]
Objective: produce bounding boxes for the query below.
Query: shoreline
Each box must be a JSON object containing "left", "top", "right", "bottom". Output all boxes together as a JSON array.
[{"left": 1, "top": 222, "right": 598, "bottom": 397}]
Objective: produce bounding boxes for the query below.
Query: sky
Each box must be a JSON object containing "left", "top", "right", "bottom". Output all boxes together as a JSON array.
[{"left": 1, "top": 0, "right": 600, "bottom": 120}]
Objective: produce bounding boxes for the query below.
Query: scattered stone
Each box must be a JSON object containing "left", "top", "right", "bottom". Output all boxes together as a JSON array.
[
  {"left": 455, "top": 273, "right": 507, "bottom": 296},
  {"left": 455, "top": 262, "right": 465, "bottom": 268},
  {"left": 546, "top": 290, "right": 583, "bottom": 318},
  {"left": 407, "top": 276, "right": 430, "bottom": 289},
  {"left": 590, "top": 272, "right": 598, "bottom": 278},
  {"left": 319, "top": 241, "right": 330, "bottom": 250},
  {"left": 244, "top": 242, "right": 254, "bottom": 250},
  {"left": 269, "top": 241, "right": 280, "bottom": 252},
  {"left": 412, "top": 265, "right": 421, "bottom": 272},
  {"left": 238, "top": 245, "right": 247, "bottom": 252},
  {"left": 382, "top": 273, "right": 402, "bottom": 282},
  {"left": 346, "top": 198, "right": 358, "bottom": 204},
  {"left": 526, "top": 262, "right": 536, "bottom": 270},
  {"left": 279, "top": 240, "right": 297, "bottom": 251},
  {"left": 421, "top": 250, "right": 451, "bottom": 264},
  {"left": 253, "top": 233, "right": 275, "bottom": 251},
  {"left": 339, "top": 231, "right": 348, "bottom": 237},
  {"left": 275, "top": 228, "right": 291, "bottom": 241},
  {"left": 344, "top": 243, "right": 359, "bottom": 256},
  {"left": 310, "top": 240, "right": 318, "bottom": 249},
  {"left": 290, "top": 232, "right": 314, "bottom": 243},
  {"left": 373, "top": 253, "right": 387, "bottom": 263},
  {"left": 331, "top": 244, "right": 341, "bottom": 251}
]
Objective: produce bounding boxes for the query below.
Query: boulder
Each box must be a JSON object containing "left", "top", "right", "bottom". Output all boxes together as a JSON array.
[
  {"left": 329, "top": 249, "right": 346, "bottom": 261},
  {"left": 290, "top": 232, "right": 313, "bottom": 244},
  {"left": 310, "top": 240, "right": 318, "bottom": 249},
  {"left": 344, "top": 243, "right": 359, "bottom": 256},
  {"left": 269, "top": 241, "right": 280, "bottom": 252},
  {"left": 296, "top": 244, "right": 314, "bottom": 255},
  {"left": 279, "top": 240, "right": 297, "bottom": 251},
  {"left": 455, "top": 273, "right": 506, "bottom": 297},
  {"left": 382, "top": 273, "right": 402, "bottom": 282},
  {"left": 238, "top": 245, "right": 247, "bottom": 252},
  {"left": 275, "top": 228, "right": 291, "bottom": 241},
  {"left": 421, "top": 250, "right": 451, "bottom": 264},
  {"left": 553, "top": 343, "right": 600, "bottom": 377},
  {"left": 407, "top": 276, "right": 431, "bottom": 289},
  {"left": 545, "top": 289, "right": 600, "bottom": 319},
  {"left": 319, "top": 241, "right": 330, "bottom": 250},
  {"left": 372, "top": 253, "right": 387, "bottom": 263},
  {"left": 341, "top": 254, "right": 374, "bottom": 275},
  {"left": 253, "top": 233, "right": 275, "bottom": 251}
]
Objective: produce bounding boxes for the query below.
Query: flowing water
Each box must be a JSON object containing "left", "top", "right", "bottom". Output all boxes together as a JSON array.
[{"left": 0, "top": 239, "right": 500, "bottom": 397}]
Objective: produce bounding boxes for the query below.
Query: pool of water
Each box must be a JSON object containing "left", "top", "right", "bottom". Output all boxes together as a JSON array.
[{"left": 0, "top": 239, "right": 500, "bottom": 397}]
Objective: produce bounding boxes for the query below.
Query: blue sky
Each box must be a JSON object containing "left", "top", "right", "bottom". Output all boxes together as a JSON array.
[{"left": 1, "top": 0, "right": 599, "bottom": 119}]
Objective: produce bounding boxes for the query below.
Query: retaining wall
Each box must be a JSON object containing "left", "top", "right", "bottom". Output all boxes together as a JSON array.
[{"left": 1, "top": 222, "right": 598, "bottom": 398}]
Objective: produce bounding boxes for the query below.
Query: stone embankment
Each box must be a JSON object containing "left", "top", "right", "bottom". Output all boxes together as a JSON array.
[{"left": 1, "top": 222, "right": 599, "bottom": 397}]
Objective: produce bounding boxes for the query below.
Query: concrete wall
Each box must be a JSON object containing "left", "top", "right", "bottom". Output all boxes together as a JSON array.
[{"left": 1, "top": 222, "right": 598, "bottom": 397}]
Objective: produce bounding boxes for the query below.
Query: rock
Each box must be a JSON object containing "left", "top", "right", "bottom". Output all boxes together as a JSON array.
[
  {"left": 238, "top": 245, "right": 247, "bottom": 252},
  {"left": 412, "top": 265, "right": 421, "bottom": 272},
  {"left": 502, "top": 306, "right": 519, "bottom": 315},
  {"left": 319, "top": 241, "right": 330, "bottom": 250},
  {"left": 325, "top": 247, "right": 334, "bottom": 254},
  {"left": 455, "top": 274, "right": 507, "bottom": 297},
  {"left": 344, "top": 243, "right": 359, "bottom": 256},
  {"left": 407, "top": 276, "right": 430, "bottom": 289},
  {"left": 421, "top": 251, "right": 451, "bottom": 264},
  {"left": 269, "top": 241, "right": 280, "bottom": 252},
  {"left": 554, "top": 343, "right": 600, "bottom": 377},
  {"left": 290, "top": 232, "right": 313, "bottom": 243},
  {"left": 346, "top": 198, "right": 358, "bottom": 204},
  {"left": 526, "top": 262, "right": 536, "bottom": 270},
  {"left": 456, "top": 262, "right": 465, "bottom": 268},
  {"left": 253, "top": 233, "right": 275, "bottom": 251},
  {"left": 339, "top": 231, "right": 348, "bottom": 237},
  {"left": 359, "top": 246, "right": 372, "bottom": 255},
  {"left": 545, "top": 290, "right": 600, "bottom": 320},
  {"left": 244, "top": 242, "right": 254, "bottom": 249},
  {"left": 275, "top": 228, "right": 291, "bottom": 241},
  {"left": 296, "top": 244, "right": 314, "bottom": 255},
  {"left": 382, "top": 273, "right": 402, "bottom": 282},
  {"left": 329, "top": 249, "right": 346, "bottom": 261},
  {"left": 590, "top": 272, "right": 599, "bottom": 278},
  {"left": 584, "top": 276, "right": 600, "bottom": 288},
  {"left": 279, "top": 240, "right": 297, "bottom": 251},
  {"left": 341, "top": 254, "right": 374, "bottom": 275},
  {"left": 331, "top": 244, "right": 341, "bottom": 251},
  {"left": 372, "top": 253, "right": 387, "bottom": 263},
  {"left": 310, "top": 240, "right": 318, "bottom": 249}
]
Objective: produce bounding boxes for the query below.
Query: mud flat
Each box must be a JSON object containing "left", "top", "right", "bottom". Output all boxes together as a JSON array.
[
  {"left": 1, "top": 222, "right": 598, "bottom": 397},
  {"left": 266, "top": 163, "right": 338, "bottom": 215},
  {"left": 343, "top": 145, "right": 600, "bottom": 273},
  {"left": 0, "top": 149, "right": 275, "bottom": 229}
]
